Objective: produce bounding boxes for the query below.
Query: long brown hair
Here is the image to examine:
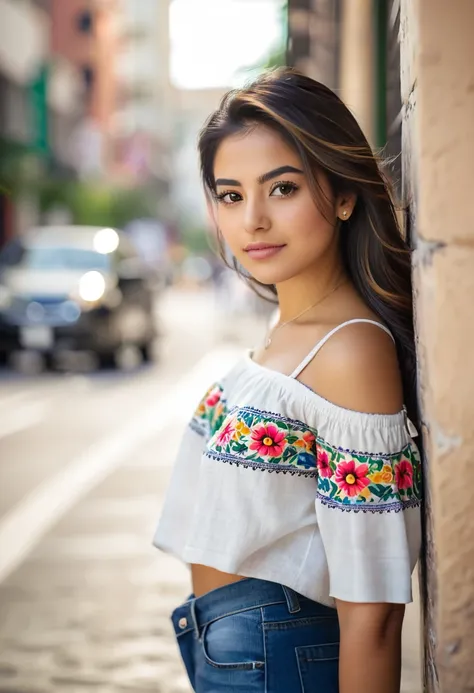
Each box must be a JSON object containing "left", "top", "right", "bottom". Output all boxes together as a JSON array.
[{"left": 198, "top": 67, "right": 418, "bottom": 426}]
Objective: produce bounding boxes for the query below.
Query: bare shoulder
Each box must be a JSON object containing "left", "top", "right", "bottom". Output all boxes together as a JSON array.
[{"left": 301, "top": 321, "right": 403, "bottom": 414}]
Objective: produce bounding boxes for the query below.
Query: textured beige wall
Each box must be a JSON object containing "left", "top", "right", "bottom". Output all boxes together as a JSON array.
[
  {"left": 401, "top": 1, "right": 474, "bottom": 691},
  {"left": 339, "top": 0, "right": 375, "bottom": 144}
]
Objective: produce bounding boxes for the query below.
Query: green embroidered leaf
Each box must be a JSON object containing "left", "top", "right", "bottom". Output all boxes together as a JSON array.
[
  {"left": 286, "top": 435, "right": 299, "bottom": 444},
  {"left": 275, "top": 421, "right": 288, "bottom": 430},
  {"left": 233, "top": 443, "right": 248, "bottom": 454},
  {"left": 318, "top": 477, "right": 330, "bottom": 493}
]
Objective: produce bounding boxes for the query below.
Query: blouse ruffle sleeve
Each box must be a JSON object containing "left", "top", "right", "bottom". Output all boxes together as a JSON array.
[
  {"left": 314, "top": 411, "right": 422, "bottom": 604},
  {"left": 152, "top": 382, "right": 227, "bottom": 555}
]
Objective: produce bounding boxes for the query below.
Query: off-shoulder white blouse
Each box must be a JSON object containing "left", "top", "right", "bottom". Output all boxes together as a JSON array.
[{"left": 153, "top": 320, "right": 422, "bottom": 607}]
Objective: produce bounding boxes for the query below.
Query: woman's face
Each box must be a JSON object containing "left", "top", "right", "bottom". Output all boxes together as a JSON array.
[{"left": 212, "top": 125, "right": 343, "bottom": 287}]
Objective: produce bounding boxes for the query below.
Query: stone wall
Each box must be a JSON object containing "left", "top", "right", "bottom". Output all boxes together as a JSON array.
[{"left": 400, "top": 1, "right": 474, "bottom": 691}]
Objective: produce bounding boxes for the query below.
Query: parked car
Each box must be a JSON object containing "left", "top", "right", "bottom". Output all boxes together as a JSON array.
[{"left": 0, "top": 226, "right": 158, "bottom": 367}]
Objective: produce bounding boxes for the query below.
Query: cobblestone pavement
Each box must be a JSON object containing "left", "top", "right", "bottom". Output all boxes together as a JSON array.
[{"left": 0, "top": 426, "right": 193, "bottom": 693}]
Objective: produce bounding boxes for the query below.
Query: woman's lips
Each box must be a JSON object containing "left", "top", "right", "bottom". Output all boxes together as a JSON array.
[{"left": 244, "top": 244, "right": 286, "bottom": 260}]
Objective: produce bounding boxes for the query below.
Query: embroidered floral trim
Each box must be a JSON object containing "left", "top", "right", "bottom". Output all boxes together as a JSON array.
[
  {"left": 207, "top": 406, "right": 318, "bottom": 476},
  {"left": 316, "top": 437, "right": 422, "bottom": 513},
  {"left": 204, "top": 405, "right": 422, "bottom": 512},
  {"left": 189, "top": 383, "right": 227, "bottom": 440}
]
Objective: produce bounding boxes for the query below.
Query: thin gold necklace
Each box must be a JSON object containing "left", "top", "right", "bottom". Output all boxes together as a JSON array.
[{"left": 264, "top": 278, "right": 346, "bottom": 349}]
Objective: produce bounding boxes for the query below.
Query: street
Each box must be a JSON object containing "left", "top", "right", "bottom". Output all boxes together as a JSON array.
[{"left": 0, "top": 288, "right": 421, "bottom": 693}]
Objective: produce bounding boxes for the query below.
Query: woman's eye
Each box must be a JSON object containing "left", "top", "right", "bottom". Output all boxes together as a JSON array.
[
  {"left": 270, "top": 182, "right": 297, "bottom": 197},
  {"left": 216, "top": 191, "right": 241, "bottom": 204}
]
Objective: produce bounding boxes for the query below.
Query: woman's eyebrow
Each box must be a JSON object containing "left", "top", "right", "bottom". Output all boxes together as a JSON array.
[
  {"left": 214, "top": 165, "right": 304, "bottom": 188},
  {"left": 258, "top": 165, "right": 304, "bottom": 184}
]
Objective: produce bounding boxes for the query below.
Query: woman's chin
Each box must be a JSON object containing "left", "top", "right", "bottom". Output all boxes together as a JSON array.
[{"left": 247, "top": 267, "right": 295, "bottom": 287}]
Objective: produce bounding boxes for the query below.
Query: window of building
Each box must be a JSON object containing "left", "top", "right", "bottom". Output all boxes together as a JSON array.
[
  {"left": 82, "top": 65, "right": 95, "bottom": 92},
  {"left": 77, "top": 9, "right": 93, "bottom": 33}
]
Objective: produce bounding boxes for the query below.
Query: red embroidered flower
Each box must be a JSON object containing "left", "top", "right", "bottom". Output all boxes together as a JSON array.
[
  {"left": 395, "top": 458, "right": 413, "bottom": 490},
  {"left": 335, "top": 459, "right": 370, "bottom": 497},
  {"left": 206, "top": 388, "right": 222, "bottom": 407},
  {"left": 250, "top": 423, "right": 286, "bottom": 457},
  {"left": 216, "top": 419, "right": 235, "bottom": 446},
  {"left": 317, "top": 449, "right": 332, "bottom": 478}
]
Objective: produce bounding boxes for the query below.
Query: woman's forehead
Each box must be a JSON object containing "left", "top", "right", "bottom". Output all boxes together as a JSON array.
[{"left": 214, "top": 127, "right": 301, "bottom": 175}]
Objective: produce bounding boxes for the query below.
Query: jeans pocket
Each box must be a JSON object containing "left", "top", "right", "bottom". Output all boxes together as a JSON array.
[
  {"left": 296, "top": 642, "right": 339, "bottom": 693},
  {"left": 201, "top": 610, "right": 265, "bottom": 671}
]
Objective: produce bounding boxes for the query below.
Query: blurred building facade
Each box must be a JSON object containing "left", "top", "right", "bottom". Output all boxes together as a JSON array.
[
  {"left": 171, "top": 87, "right": 227, "bottom": 227},
  {"left": 0, "top": 0, "right": 85, "bottom": 244},
  {"left": 113, "top": 0, "right": 174, "bottom": 215},
  {"left": 0, "top": 0, "right": 176, "bottom": 246},
  {"left": 288, "top": 1, "right": 474, "bottom": 691},
  {"left": 51, "top": 0, "right": 120, "bottom": 178}
]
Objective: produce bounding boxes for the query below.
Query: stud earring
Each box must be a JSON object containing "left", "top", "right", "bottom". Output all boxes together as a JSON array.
[{"left": 342, "top": 210, "right": 348, "bottom": 218}]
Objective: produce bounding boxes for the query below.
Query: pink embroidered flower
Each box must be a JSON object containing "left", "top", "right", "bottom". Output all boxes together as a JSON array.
[
  {"left": 317, "top": 449, "right": 332, "bottom": 478},
  {"left": 216, "top": 420, "right": 235, "bottom": 446},
  {"left": 206, "top": 387, "right": 222, "bottom": 407},
  {"left": 395, "top": 458, "right": 413, "bottom": 490},
  {"left": 250, "top": 423, "right": 286, "bottom": 457},
  {"left": 335, "top": 459, "right": 370, "bottom": 497}
]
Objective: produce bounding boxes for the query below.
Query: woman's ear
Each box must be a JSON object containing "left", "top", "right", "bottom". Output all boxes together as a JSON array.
[{"left": 336, "top": 192, "right": 357, "bottom": 221}]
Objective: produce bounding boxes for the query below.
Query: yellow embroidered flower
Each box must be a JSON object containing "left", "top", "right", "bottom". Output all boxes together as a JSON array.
[
  {"left": 236, "top": 420, "right": 250, "bottom": 435},
  {"left": 196, "top": 403, "right": 206, "bottom": 416},
  {"left": 295, "top": 431, "right": 315, "bottom": 451},
  {"left": 358, "top": 487, "right": 372, "bottom": 500},
  {"left": 381, "top": 464, "right": 393, "bottom": 483},
  {"left": 370, "top": 465, "right": 394, "bottom": 485}
]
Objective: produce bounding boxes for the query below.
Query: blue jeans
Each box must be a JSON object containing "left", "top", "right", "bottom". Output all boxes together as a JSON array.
[{"left": 171, "top": 578, "right": 340, "bottom": 692}]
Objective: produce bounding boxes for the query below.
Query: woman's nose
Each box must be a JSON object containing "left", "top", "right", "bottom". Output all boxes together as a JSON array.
[{"left": 243, "top": 199, "right": 271, "bottom": 233}]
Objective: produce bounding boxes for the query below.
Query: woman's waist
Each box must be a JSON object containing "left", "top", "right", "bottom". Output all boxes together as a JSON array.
[
  {"left": 191, "top": 563, "right": 246, "bottom": 598},
  {"left": 172, "top": 576, "right": 336, "bottom": 637}
]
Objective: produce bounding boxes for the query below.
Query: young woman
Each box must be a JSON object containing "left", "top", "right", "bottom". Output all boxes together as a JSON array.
[{"left": 154, "top": 68, "right": 422, "bottom": 693}]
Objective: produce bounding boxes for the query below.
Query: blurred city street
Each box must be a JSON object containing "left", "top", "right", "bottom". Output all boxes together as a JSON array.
[
  {"left": 0, "top": 287, "right": 421, "bottom": 693},
  {"left": 0, "top": 288, "right": 266, "bottom": 693}
]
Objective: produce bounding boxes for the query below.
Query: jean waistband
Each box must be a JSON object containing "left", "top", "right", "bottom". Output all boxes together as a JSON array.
[{"left": 172, "top": 578, "right": 306, "bottom": 639}]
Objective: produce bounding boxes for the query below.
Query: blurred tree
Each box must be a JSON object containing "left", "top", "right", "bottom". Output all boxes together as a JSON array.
[
  {"left": 180, "top": 223, "right": 212, "bottom": 255},
  {"left": 36, "top": 179, "right": 160, "bottom": 230}
]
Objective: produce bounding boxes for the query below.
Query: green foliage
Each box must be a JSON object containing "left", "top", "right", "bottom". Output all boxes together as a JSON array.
[
  {"left": 180, "top": 224, "right": 212, "bottom": 254},
  {"left": 36, "top": 179, "right": 158, "bottom": 229}
]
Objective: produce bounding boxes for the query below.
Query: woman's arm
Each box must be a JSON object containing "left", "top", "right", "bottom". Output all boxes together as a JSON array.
[
  {"left": 336, "top": 599, "right": 405, "bottom": 693},
  {"left": 303, "top": 321, "right": 414, "bottom": 692}
]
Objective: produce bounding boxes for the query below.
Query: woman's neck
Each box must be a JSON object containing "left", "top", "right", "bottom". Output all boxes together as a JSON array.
[{"left": 275, "top": 262, "right": 347, "bottom": 323}]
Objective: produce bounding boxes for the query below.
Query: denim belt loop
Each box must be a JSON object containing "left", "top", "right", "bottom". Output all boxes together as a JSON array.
[
  {"left": 282, "top": 585, "right": 301, "bottom": 614},
  {"left": 189, "top": 597, "right": 201, "bottom": 640}
]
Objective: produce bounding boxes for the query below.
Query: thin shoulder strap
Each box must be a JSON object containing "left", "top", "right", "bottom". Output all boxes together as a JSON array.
[{"left": 289, "top": 319, "right": 395, "bottom": 380}]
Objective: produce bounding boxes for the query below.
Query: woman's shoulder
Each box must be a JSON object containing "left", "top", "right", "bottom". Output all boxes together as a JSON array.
[{"left": 299, "top": 317, "right": 403, "bottom": 416}]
